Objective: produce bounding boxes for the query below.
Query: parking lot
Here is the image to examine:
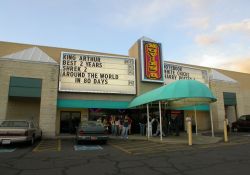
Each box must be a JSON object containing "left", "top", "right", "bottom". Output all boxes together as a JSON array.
[
  {"left": 1, "top": 132, "right": 250, "bottom": 155},
  {"left": 1, "top": 133, "right": 250, "bottom": 175}
]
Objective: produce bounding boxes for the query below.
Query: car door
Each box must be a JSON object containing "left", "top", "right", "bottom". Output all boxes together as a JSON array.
[
  {"left": 246, "top": 115, "right": 250, "bottom": 129},
  {"left": 238, "top": 115, "right": 247, "bottom": 129},
  {"left": 30, "top": 121, "right": 40, "bottom": 138}
]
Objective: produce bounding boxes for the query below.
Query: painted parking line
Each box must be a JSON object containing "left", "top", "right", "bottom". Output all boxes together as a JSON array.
[
  {"left": 129, "top": 144, "right": 192, "bottom": 155},
  {"left": 108, "top": 142, "right": 132, "bottom": 154},
  {"left": 109, "top": 140, "right": 192, "bottom": 155},
  {"left": 111, "top": 141, "right": 160, "bottom": 149},
  {"left": 74, "top": 145, "right": 103, "bottom": 151},
  {"left": 133, "top": 147, "right": 193, "bottom": 155},
  {"left": 199, "top": 141, "right": 250, "bottom": 149},
  {"left": 33, "top": 139, "right": 61, "bottom": 152},
  {"left": 0, "top": 148, "right": 16, "bottom": 153}
]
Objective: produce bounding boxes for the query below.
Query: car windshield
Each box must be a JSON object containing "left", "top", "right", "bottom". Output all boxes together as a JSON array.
[
  {"left": 80, "top": 121, "right": 103, "bottom": 127},
  {"left": 0, "top": 121, "right": 29, "bottom": 128},
  {"left": 239, "top": 116, "right": 247, "bottom": 121}
]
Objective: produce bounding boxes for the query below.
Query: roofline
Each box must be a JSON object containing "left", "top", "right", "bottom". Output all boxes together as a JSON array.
[
  {"left": 0, "top": 58, "right": 59, "bottom": 66},
  {"left": 0, "top": 40, "right": 129, "bottom": 58}
]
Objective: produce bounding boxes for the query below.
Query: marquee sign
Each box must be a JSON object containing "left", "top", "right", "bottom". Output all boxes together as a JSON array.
[
  {"left": 140, "top": 40, "right": 164, "bottom": 83},
  {"left": 164, "top": 62, "right": 209, "bottom": 85},
  {"left": 59, "top": 52, "right": 136, "bottom": 94}
]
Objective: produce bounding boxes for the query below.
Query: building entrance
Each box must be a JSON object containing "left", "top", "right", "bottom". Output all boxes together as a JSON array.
[{"left": 60, "top": 111, "right": 81, "bottom": 134}]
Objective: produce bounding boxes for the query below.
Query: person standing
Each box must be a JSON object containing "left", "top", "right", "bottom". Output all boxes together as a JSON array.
[
  {"left": 102, "top": 118, "right": 109, "bottom": 131},
  {"left": 153, "top": 118, "right": 166, "bottom": 137},
  {"left": 174, "top": 116, "right": 180, "bottom": 136},
  {"left": 139, "top": 115, "right": 147, "bottom": 136},
  {"left": 114, "top": 117, "right": 120, "bottom": 136},
  {"left": 146, "top": 117, "right": 155, "bottom": 137},
  {"left": 122, "top": 115, "right": 129, "bottom": 139},
  {"left": 110, "top": 115, "right": 116, "bottom": 135},
  {"left": 128, "top": 116, "right": 132, "bottom": 135}
]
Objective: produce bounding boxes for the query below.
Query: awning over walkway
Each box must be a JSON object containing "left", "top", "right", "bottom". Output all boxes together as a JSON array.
[
  {"left": 169, "top": 104, "right": 210, "bottom": 111},
  {"left": 128, "top": 80, "right": 217, "bottom": 139},
  {"left": 128, "top": 80, "right": 217, "bottom": 108},
  {"left": 57, "top": 99, "right": 129, "bottom": 109}
]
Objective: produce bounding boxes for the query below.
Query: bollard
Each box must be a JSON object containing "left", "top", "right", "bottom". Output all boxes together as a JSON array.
[
  {"left": 187, "top": 120, "right": 192, "bottom": 146},
  {"left": 224, "top": 119, "right": 228, "bottom": 142}
]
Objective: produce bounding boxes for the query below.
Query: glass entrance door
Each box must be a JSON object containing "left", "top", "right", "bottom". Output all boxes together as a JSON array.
[{"left": 60, "top": 111, "right": 81, "bottom": 134}]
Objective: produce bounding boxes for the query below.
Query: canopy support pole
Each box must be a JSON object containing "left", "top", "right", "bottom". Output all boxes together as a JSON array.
[
  {"left": 159, "top": 101, "right": 163, "bottom": 141},
  {"left": 147, "top": 104, "right": 150, "bottom": 140},
  {"left": 194, "top": 106, "right": 198, "bottom": 135},
  {"left": 210, "top": 104, "right": 215, "bottom": 137}
]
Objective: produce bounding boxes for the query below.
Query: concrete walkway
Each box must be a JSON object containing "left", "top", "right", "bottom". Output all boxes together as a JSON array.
[{"left": 109, "top": 133, "right": 223, "bottom": 145}]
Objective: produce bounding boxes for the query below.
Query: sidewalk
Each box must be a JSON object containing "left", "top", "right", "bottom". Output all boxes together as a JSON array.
[{"left": 109, "top": 133, "right": 223, "bottom": 145}]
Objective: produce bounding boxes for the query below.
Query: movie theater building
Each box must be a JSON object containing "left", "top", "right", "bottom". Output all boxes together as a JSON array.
[{"left": 1, "top": 38, "right": 250, "bottom": 137}]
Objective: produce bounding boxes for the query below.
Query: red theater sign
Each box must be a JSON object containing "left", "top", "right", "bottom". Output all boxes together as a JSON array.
[{"left": 141, "top": 40, "right": 163, "bottom": 82}]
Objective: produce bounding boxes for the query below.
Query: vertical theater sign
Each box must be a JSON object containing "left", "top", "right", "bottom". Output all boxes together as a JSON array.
[{"left": 140, "top": 40, "right": 164, "bottom": 83}]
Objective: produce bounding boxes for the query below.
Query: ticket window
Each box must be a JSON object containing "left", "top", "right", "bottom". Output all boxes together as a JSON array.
[{"left": 60, "top": 111, "right": 81, "bottom": 134}]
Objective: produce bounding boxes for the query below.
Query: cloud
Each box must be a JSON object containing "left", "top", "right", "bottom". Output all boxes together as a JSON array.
[
  {"left": 194, "top": 18, "right": 250, "bottom": 46},
  {"left": 185, "top": 52, "right": 250, "bottom": 74},
  {"left": 185, "top": 17, "right": 210, "bottom": 30},
  {"left": 195, "top": 34, "right": 219, "bottom": 45},
  {"left": 215, "top": 19, "right": 250, "bottom": 34},
  {"left": 184, "top": 0, "right": 215, "bottom": 9},
  {"left": 219, "top": 57, "right": 250, "bottom": 73},
  {"left": 109, "top": 0, "right": 178, "bottom": 28},
  {"left": 194, "top": 54, "right": 228, "bottom": 68}
]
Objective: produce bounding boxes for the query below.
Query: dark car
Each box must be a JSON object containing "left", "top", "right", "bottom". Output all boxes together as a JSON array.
[
  {"left": 76, "top": 121, "right": 108, "bottom": 144},
  {"left": 231, "top": 115, "right": 250, "bottom": 132}
]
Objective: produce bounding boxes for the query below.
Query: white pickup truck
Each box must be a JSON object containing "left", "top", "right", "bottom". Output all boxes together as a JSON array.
[{"left": 0, "top": 120, "right": 42, "bottom": 145}]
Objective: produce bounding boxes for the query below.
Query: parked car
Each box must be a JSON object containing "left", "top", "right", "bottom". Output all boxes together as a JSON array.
[
  {"left": 76, "top": 121, "right": 108, "bottom": 144},
  {"left": 231, "top": 115, "right": 250, "bottom": 132},
  {"left": 0, "top": 120, "right": 42, "bottom": 145}
]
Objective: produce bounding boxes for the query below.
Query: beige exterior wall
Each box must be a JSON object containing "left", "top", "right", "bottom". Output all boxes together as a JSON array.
[
  {"left": 218, "top": 69, "right": 250, "bottom": 116},
  {"left": 184, "top": 111, "right": 210, "bottom": 131},
  {"left": 2, "top": 41, "right": 250, "bottom": 134},
  {"left": 6, "top": 98, "right": 40, "bottom": 124},
  {"left": 0, "top": 59, "right": 58, "bottom": 137},
  {"left": 209, "top": 80, "right": 240, "bottom": 130},
  {"left": 163, "top": 61, "right": 250, "bottom": 132},
  {"left": 0, "top": 65, "right": 9, "bottom": 120},
  {"left": 0, "top": 41, "right": 134, "bottom": 103}
]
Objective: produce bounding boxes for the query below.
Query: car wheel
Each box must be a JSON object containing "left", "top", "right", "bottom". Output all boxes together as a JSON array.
[
  {"left": 76, "top": 140, "right": 81, "bottom": 145},
  {"left": 30, "top": 135, "right": 35, "bottom": 145},
  {"left": 101, "top": 140, "right": 107, "bottom": 144},
  {"left": 233, "top": 127, "right": 238, "bottom": 132},
  {"left": 38, "top": 132, "right": 42, "bottom": 140}
]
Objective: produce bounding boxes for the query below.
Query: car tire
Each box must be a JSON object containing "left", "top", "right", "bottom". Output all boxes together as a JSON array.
[
  {"left": 38, "top": 132, "right": 42, "bottom": 140},
  {"left": 101, "top": 140, "right": 107, "bottom": 144},
  {"left": 233, "top": 127, "right": 238, "bottom": 132},
  {"left": 30, "top": 135, "right": 35, "bottom": 145},
  {"left": 76, "top": 140, "right": 81, "bottom": 145}
]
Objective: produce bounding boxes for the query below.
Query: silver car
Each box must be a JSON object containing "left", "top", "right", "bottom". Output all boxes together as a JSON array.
[
  {"left": 76, "top": 121, "right": 108, "bottom": 144},
  {"left": 0, "top": 120, "right": 42, "bottom": 145}
]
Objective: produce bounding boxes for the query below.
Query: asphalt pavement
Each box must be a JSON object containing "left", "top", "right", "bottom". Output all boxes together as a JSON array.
[{"left": 0, "top": 132, "right": 250, "bottom": 175}]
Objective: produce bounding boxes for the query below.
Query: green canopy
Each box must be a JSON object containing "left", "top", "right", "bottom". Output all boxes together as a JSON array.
[
  {"left": 57, "top": 99, "right": 129, "bottom": 109},
  {"left": 169, "top": 104, "right": 210, "bottom": 111},
  {"left": 128, "top": 80, "right": 217, "bottom": 108}
]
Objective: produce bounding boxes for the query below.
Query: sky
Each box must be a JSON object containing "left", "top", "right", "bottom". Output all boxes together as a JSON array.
[{"left": 1, "top": 0, "right": 250, "bottom": 73}]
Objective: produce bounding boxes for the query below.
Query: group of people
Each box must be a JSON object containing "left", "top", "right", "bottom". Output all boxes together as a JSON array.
[
  {"left": 97, "top": 113, "right": 181, "bottom": 139},
  {"left": 139, "top": 114, "right": 181, "bottom": 137},
  {"left": 97, "top": 115, "right": 132, "bottom": 139}
]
